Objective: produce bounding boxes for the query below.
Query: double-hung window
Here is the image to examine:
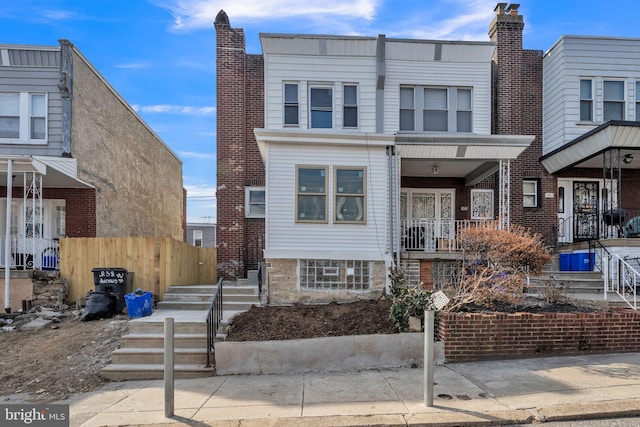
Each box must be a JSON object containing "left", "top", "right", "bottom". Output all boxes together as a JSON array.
[
  {"left": 193, "top": 230, "right": 203, "bottom": 247},
  {"left": 0, "top": 92, "right": 47, "bottom": 142},
  {"left": 523, "top": 179, "right": 539, "bottom": 208},
  {"left": 401, "top": 86, "right": 472, "bottom": 132},
  {"left": 424, "top": 88, "right": 448, "bottom": 131},
  {"left": 456, "top": 88, "right": 472, "bottom": 132},
  {"left": 603, "top": 80, "right": 624, "bottom": 121},
  {"left": 399, "top": 87, "right": 415, "bottom": 131},
  {"left": 579, "top": 79, "right": 593, "bottom": 122},
  {"left": 284, "top": 83, "right": 299, "bottom": 126},
  {"left": 309, "top": 87, "right": 332, "bottom": 128},
  {"left": 335, "top": 167, "right": 366, "bottom": 223},
  {"left": 343, "top": 84, "right": 358, "bottom": 128},
  {"left": 297, "top": 167, "right": 327, "bottom": 222},
  {"left": 245, "top": 186, "right": 265, "bottom": 218}
]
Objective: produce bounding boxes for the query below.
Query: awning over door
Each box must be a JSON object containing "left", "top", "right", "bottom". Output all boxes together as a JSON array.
[
  {"left": 541, "top": 121, "right": 640, "bottom": 174},
  {"left": 0, "top": 156, "right": 94, "bottom": 188},
  {"left": 394, "top": 133, "right": 533, "bottom": 185}
]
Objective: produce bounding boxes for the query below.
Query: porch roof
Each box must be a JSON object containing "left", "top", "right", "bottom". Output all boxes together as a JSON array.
[
  {"left": 540, "top": 121, "right": 640, "bottom": 174},
  {"left": 394, "top": 133, "right": 533, "bottom": 185},
  {"left": 0, "top": 156, "right": 94, "bottom": 188}
]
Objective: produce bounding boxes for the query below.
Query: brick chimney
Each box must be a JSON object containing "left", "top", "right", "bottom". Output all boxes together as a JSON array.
[{"left": 214, "top": 11, "right": 265, "bottom": 279}]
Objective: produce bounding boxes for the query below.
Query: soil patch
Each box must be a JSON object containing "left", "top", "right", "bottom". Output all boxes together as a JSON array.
[{"left": 226, "top": 298, "right": 396, "bottom": 341}]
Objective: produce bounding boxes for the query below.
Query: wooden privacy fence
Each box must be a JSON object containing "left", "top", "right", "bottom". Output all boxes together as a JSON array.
[{"left": 59, "top": 237, "right": 217, "bottom": 303}]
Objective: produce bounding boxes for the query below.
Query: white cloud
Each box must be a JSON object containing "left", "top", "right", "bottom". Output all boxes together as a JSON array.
[
  {"left": 185, "top": 184, "right": 216, "bottom": 199},
  {"left": 114, "top": 62, "right": 152, "bottom": 69},
  {"left": 131, "top": 104, "right": 216, "bottom": 116},
  {"left": 153, "top": 0, "right": 379, "bottom": 30},
  {"left": 180, "top": 151, "right": 216, "bottom": 159}
]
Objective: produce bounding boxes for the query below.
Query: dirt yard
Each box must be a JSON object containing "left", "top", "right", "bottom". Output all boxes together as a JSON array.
[{"left": 0, "top": 298, "right": 395, "bottom": 403}]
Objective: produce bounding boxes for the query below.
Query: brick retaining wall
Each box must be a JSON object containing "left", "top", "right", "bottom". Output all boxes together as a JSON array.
[{"left": 439, "top": 310, "right": 640, "bottom": 362}]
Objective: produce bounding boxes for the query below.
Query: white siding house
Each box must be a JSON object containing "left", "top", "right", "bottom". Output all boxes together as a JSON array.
[
  {"left": 541, "top": 36, "right": 640, "bottom": 243},
  {"left": 255, "top": 33, "right": 532, "bottom": 303}
]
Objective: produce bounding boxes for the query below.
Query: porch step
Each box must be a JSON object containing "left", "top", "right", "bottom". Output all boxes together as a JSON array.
[
  {"left": 110, "top": 347, "right": 208, "bottom": 365},
  {"left": 100, "top": 364, "right": 215, "bottom": 381},
  {"left": 119, "top": 333, "right": 206, "bottom": 349},
  {"left": 529, "top": 271, "right": 604, "bottom": 294}
]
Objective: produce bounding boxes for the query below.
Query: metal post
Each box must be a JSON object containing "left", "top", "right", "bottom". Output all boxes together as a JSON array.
[
  {"left": 4, "top": 159, "right": 12, "bottom": 313},
  {"left": 424, "top": 309, "right": 434, "bottom": 407},
  {"left": 164, "top": 317, "right": 175, "bottom": 418}
]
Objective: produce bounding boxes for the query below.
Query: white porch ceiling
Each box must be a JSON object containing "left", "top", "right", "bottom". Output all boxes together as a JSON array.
[
  {"left": 541, "top": 121, "right": 640, "bottom": 173},
  {"left": 0, "top": 156, "right": 94, "bottom": 188}
]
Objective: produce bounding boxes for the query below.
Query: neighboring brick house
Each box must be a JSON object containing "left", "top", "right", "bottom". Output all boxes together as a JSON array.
[
  {"left": 214, "top": 3, "right": 559, "bottom": 302},
  {"left": 0, "top": 40, "right": 185, "bottom": 271}
]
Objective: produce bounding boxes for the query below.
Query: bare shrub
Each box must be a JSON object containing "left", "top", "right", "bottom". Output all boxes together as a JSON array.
[
  {"left": 541, "top": 278, "right": 567, "bottom": 304},
  {"left": 444, "top": 224, "right": 551, "bottom": 312}
]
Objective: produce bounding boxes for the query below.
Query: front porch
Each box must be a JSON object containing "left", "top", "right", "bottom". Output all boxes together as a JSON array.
[
  {"left": 0, "top": 236, "right": 59, "bottom": 270},
  {"left": 401, "top": 218, "right": 498, "bottom": 254}
]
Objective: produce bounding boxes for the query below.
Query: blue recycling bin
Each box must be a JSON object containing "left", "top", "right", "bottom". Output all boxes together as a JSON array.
[
  {"left": 559, "top": 253, "right": 571, "bottom": 271},
  {"left": 125, "top": 291, "right": 153, "bottom": 318},
  {"left": 571, "top": 253, "right": 594, "bottom": 271}
]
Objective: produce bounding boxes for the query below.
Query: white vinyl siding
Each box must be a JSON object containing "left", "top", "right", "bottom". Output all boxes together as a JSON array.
[
  {"left": 543, "top": 36, "right": 640, "bottom": 154},
  {"left": 264, "top": 53, "right": 377, "bottom": 131},
  {"left": 265, "top": 143, "right": 387, "bottom": 260}
]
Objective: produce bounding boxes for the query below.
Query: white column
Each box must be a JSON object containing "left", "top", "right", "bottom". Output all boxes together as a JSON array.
[
  {"left": 4, "top": 159, "right": 12, "bottom": 313},
  {"left": 499, "top": 160, "right": 510, "bottom": 230}
]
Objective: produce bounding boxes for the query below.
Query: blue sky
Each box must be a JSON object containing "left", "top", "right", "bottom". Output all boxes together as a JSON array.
[{"left": 3, "top": 0, "right": 640, "bottom": 223}]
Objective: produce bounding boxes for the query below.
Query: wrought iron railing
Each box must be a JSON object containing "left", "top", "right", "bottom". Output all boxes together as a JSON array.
[
  {"left": 401, "top": 219, "right": 498, "bottom": 252},
  {"left": 0, "top": 236, "right": 60, "bottom": 270},
  {"left": 238, "top": 233, "right": 264, "bottom": 279},
  {"left": 205, "top": 278, "right": 224, "bottom": 368}
]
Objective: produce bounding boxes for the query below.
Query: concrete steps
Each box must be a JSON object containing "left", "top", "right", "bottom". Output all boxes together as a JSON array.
[{"left": 101, "top": 276, "right": 262, "bottom": 381}]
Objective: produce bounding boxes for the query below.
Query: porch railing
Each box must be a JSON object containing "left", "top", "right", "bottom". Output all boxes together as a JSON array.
[
  {"left": 0, "top": 236, "right": 60, "bottom": 270},
  {"left": 401, "top": 219, "right": 498, "bottom": 252},
  {"left": 602, "top": 253, "right": 638, "bottom": 310}
]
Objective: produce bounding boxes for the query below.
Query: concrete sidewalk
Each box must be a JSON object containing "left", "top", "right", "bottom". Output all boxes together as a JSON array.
[{"left": 68, "top": 352, "right": 640, "bottom": 426}]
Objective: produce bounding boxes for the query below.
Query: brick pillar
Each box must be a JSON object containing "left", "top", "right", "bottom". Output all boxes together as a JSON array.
[
  {"left": 215, "top": 10, "right": 247, "bottom": 278},
  {"left": 489, "top": 3, "right": 556, "bottom": 244}
]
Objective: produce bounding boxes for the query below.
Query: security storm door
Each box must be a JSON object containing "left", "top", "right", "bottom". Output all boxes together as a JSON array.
[
  {"left": 401, "top": 189, "right": 454, "bottom": 251},
  {"left": 573, "top": 181, "right": 599, "bottom": 242}
]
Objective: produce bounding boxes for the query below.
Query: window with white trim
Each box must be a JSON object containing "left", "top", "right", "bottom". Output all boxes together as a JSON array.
[
  {"left": 284, "top": 83, "right": 299, "bottom": 126},
  {"left": 296, "top": 166, "right": 327, "bottom": 222},
  {"left": 245, "top": 186, "right": 265, "bottom": 218},
  {"left": 400, "top": 86, "right": 472, "bottom": 132},
  {"left": 335, "top": 167, "right": 366, "bottom": 223},
  {"left": 603, "top": 80, "right": 624, "bottom": 121},
  {"left": 580, "top": 79, "right": 593, "bottom": 122},
  {"left": 193, "top": 230, "right": 203, "bottom": 247},
  {"left": 309, "top": 86, "right": 332, "bottom": 128},
  {"left": 343, "top": 84, "right": 358, "bottom": 128},
  {"left": 399, "top": 87, "right": 415, "bottom": 131},
  {"left": 470, "top": 189, "right": 493, "bottom": 219},
  {"left": 0, "top": 92, "right": 47, "bottom": 142},
  {"left": 523, "top": 179, "right": 539, "bottom": 208}
]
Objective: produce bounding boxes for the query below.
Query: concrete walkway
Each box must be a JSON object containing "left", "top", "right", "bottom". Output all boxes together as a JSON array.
[{"left": 68, "top": 352, "right": 640, "bottom": 426}]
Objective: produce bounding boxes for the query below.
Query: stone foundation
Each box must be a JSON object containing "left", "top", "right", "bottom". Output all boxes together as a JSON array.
[
  {"left": 31, "top": 270, "right": 68, "bottom": 309},
  {"left": 266, "top": 258, "right": 387, "bottom": 304}
]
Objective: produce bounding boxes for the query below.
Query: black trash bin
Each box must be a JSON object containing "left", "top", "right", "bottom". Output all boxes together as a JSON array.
[{"left": 92, "top": 268, "right": 128, "bottom": 313}]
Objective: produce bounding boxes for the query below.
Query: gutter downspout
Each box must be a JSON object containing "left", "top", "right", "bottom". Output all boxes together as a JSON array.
[{"left": 4, "top": 159, "right": 12, "bottom": 313}]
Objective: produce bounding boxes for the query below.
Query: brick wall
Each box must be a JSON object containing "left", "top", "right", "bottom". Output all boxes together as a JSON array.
[
  {"left": 0, "top": 187, "right": 96, "bottom": 237},
  {"left": 490, "top": 8, "right": 557, "bottom": 244},
  {"left": 439, "top": 310, "right": 640, "bottom": 362},
  {"left": 215, "top": 11, "right": 265, "bottom": 278}
]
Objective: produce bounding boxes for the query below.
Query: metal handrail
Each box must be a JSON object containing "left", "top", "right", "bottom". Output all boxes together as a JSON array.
[
  {"left": 205, "top": 278, "right": 224, "bottom": 368},
  {"left": 603, "top": 252, "right": 638, "bottom": 310},
  {"left": 589, "top": 239, "right": 611, "bottom": 273}
]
